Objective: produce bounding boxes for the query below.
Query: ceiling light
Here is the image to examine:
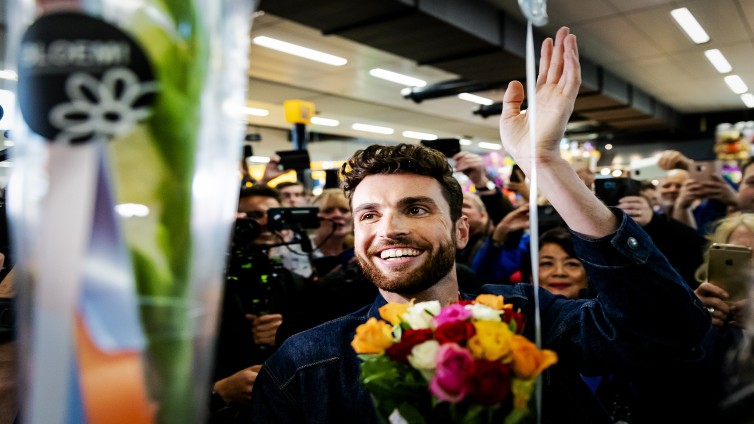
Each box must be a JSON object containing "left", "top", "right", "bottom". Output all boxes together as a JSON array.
[
  {"left": 459, "top": 138, "right": 472, "bottom": 146},
  {"left": 478, "top": 142, "right": 502, "bottom": 150},
  {"left": 252, "top": 36, "right": 348, "bottom": 66},
  {"left": 724, "top": 75, "right": 748, "bottom": 94},
  {"left": 0, "top": 70, "right": 17, "bottom": 81},
  {"left": 352, "top": 123, "right": 394, "bottom": 135},
  {"left": 741, "top": 93, "right": 754, "bottom": 108},
  {"left": 670, "top": 8, "right": 710, "bottom": 44},
  {"left": 369, "top": 69, "right": 426, "bottom": 87},
  {"left": 310, "top": 116, "right": 339, "bottom": 127},
  {"left": 243, "top": 107, "right": 269, "bottom": 116},
  {"left": 604, "top": 144, "right": 613, "bottom": 150},
  {"left": 612, "top": 169, "right": 623, "bottom": 177},
  {"left": 402, "top": 130, "right": 437, "bottom": 140},
  {"left": 458, "top": 93, "right": 494, "bottom": 105},
  {"left": 704, "top": 49, "right": 732, "bottom": 74},
  {"left": 600, "top": 168, "right": 611, "bottom": 176}
]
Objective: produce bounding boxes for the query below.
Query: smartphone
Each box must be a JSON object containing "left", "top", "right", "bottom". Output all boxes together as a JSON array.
[
  {"left": 420, "top": 138, "right": 461, "bottom": 158},
  {"left": 594, "top": 178, "right": 642, "bottom": 206},
  {"left": 707, "top": 243, "right": 752, "bottom": 300},
  {"left": 570, "top": 155, "right": 591, "bottom": 172},
  {"left": 689, "top": 160, "right": 721, "bottom": 183},
  {"left": 275, "top": 149, "right": 311, "bottom": 171},
  {"left": 510, "top": 164, "right": 523, "bottom": 183},
  {"left": 537, "top": 204, "right": 566, "bottom": 233},
  {"left": 630, "top": 155, "right": 666, "bottom": 181}
]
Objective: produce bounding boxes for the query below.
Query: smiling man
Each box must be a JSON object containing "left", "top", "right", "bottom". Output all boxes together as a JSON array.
[{"left": 248, "top": 27, "right": 709, "bottom": 423}]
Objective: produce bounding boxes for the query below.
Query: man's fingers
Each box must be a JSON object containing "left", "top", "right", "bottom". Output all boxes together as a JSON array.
[
  {"left": 546, "top": 27, "right": 568, "bottom": 85},
  {"left": 537, "top": 36, "right": 553, "bottom": 88}
]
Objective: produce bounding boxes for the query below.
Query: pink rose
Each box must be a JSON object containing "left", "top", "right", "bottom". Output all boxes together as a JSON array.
[
  {"left": 433, "top": 304, "right": 471, "bottom": 328},
  {"left": 429, "top": 343, "right": 474, "bottom": 403}
]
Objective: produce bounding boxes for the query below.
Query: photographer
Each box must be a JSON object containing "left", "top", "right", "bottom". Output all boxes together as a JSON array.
[{"left": 208, "top": 186, "right": 309, "bottom": 423}]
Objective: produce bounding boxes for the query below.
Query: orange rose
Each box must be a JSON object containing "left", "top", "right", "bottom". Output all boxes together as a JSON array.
[
  {"left": 351, "top": 317, "right": 394, "bottom": 354},
  {"left": 509, "top": 334, "right": 558, "bottom": 379},
  {"left": 379, "top": 302, "right": 410, "bottom": 326},
  {"left": 474, "top": 294, "right": 505, "bottom": 310}
]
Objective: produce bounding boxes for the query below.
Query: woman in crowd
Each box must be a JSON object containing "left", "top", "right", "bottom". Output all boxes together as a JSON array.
[{"left": 308, "top": 188, "right": 354, "bottom": 279}]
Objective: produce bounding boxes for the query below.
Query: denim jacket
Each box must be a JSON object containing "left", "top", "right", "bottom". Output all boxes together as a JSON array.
[{"left": 249, "top": 210, "right": 710, "bottom": 423}]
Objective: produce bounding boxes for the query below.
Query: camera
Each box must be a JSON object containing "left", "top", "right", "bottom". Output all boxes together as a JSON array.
[{"left": 267, "top": 207, "right": 320, "bottom": 232}]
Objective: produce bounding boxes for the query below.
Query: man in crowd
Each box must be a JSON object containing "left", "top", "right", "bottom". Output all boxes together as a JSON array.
[{"left": 249, "top": 27, "right": 709, "bottom": 423}]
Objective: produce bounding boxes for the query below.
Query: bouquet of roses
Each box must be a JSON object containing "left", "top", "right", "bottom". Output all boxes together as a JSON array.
[{"left": 351, "top": 294, "right": 557, "bottom": 424}]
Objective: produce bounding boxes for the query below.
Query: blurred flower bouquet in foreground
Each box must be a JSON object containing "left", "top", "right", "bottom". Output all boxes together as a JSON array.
[{"left": 352, "top": 295, "right": 557, "bottom": 424}]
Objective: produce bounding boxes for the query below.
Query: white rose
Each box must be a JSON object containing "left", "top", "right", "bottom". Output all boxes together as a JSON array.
[
  {"left": 402, "top": 301, "right": 441, "bottom": 329},
  {"left": 408, "top": 339, "right": 439, "bottom": 381},
  {"left": 466, "top": 303, "right": 502, "bottom": 322}
]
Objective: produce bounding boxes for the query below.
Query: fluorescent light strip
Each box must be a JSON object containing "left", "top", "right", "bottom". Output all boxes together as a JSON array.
[
  {"left": 243, "top": 107, "right": 269, "bottom": 116},
  {"left": 248, "top": 156, "right": 271, "bottom": 163},
  {"left": 352, "top": 123, "right": 394, "bottom": 135},
  {"left": 704, "top": 49, "right": 732, "bottom": 74},
  {"left": 402, "top": 130, "right": 437, "bottom": 140},
  {"left": 310, "top": 116, "right": 340, "bottom": 127},
  {"left": 459, "top": 139, "right": 472, "bottom": 146},
  {"left": 253, "top": 36, "right": 347, "bottom": 66},
  {"left": 0, "top": 70, "right": 17, "bottom": 81},
  {"left": 478, "top": 142, "right": 502, "bottom": 150},
  {"left": 670, "top": 8, "right": 710, "bottom": 44},
  {"left": 724, "top": 75, "right": 748, "bottom": 94},
  {"left": 369, "top": 68, "right": 426, "bottom": 87},
  {"left": 741, "top": 93, "right": 754, "bottom": 108},
  {"left": 458, "top": 93, "right": 494, "bottom": 105}
]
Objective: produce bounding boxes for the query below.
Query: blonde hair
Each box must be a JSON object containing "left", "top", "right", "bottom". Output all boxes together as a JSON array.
[
  {"left": 694, "top": 212, "right": 754, "bottom": 283},
  {"left": 311, "top": 188, "right": 349, "bottom": 210}
]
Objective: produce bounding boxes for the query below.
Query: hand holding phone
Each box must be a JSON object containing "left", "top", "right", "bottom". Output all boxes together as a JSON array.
[{"left": 707, "top": 243, "right": 753, "bottom": 300}]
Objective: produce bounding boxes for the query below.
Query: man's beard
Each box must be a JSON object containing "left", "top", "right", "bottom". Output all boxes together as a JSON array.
[{"left": 357, "top": 234, "right": 457, "bottom": 296}]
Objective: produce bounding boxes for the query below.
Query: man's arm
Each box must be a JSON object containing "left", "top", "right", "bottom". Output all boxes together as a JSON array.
[{"left": 499, "top": 27, "right": 617, "bottom": 238}]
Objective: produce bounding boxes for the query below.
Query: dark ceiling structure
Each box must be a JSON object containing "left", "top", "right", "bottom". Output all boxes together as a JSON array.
[{"left": 258, "top": 0, "right": 754, "bottom": 143}]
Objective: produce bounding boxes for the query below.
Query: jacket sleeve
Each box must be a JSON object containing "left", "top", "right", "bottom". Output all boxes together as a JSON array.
[{"left": 541, "top": 208, "right": 711, "bottom": 374}]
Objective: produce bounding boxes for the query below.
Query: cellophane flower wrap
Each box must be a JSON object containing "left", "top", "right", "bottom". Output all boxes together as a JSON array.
[
  {"left": 352, "top": 294, "right": 558, "bottom": 424},
  {"left": 6, "top": 0, "right": 256, "bottom": 423}
]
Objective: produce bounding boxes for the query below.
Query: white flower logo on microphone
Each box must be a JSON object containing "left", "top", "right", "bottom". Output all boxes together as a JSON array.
[{"left": 49, "top": 67, "right": 158, "bottom": 143}]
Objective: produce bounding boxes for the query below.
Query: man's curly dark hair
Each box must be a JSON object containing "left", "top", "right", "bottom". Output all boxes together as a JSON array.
[{"left": 340, "top": 143, "right": 463, "bottom": 223}]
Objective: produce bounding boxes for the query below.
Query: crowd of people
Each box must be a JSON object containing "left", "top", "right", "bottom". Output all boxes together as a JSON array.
[{"left": 203, "top": 27, "right": 754, "bottom": 424}]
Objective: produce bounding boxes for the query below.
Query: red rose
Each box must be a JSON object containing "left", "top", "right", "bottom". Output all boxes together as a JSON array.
[
  {"left": 467, "top": 359, "right": 512, "bottom": 406},
  {"left": 503, "top": 309, "right": 526, "bottom": 334},
  {"left": 435, "top": 321, "right": 476, "bottom": 345},
  {"left": 386, "top": 328, "right": 433, "bottom": 363}
]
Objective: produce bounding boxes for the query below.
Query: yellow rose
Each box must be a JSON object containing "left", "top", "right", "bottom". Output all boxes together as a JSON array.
[
  {"left": 474, "top": 294, "right": 504, "bottom": 310},
  {"left": 351, "top": 317, "right": 394, "bottom": 354},
  {"left": 379, "top": 302, "right": 410, "bottom": 326},
  {"left": 510, "top": 334, "right": 558, "bottom": 379},
  {"left": 468, "top": 320, "right": 513, "bottom": 361}
]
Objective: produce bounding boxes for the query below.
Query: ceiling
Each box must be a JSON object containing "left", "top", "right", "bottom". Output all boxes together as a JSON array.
[
  {"left": 248, "top": 0, "right": 754, "bottom": 148},
  {"left": 0, "top": 0, "right": 753, "bottom": 155}
]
